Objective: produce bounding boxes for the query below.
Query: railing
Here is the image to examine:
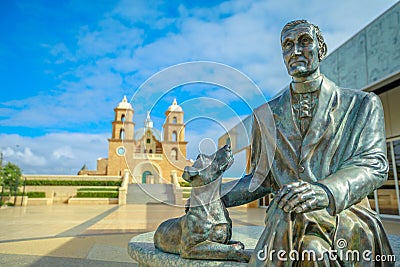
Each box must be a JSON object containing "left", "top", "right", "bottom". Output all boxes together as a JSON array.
[
  {"left": 133, "top": 153, "right": 163, "bottom": 160},
  {"left": 118, "top": 170, "right": 130, "bottom": 205}
]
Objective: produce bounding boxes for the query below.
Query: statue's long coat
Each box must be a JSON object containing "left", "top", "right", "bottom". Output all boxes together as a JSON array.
[{"left": 245, "top": 77, "right": 393, "bottom": 266}]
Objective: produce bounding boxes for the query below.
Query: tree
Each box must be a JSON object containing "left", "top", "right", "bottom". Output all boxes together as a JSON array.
[{"left": 0, "top": 162, "right": 22, "bottom": 196}]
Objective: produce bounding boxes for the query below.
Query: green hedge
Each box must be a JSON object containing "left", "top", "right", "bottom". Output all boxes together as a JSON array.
[
  {"left": 76, "top": 192, "right": 118, "bottom": 198},
  {"left": 0, "top": 201, "right": 15, "bottom": 206},
  {"left": 0, "top": 191, "right": 46, "bottom": 198},
  {"left": 77, "top": 188, "right": 119, "bottom": 192},
  {"left": 25, "top": 180, "right": 122, "bottom": 186},
  {"left": 0, "top": 192, "right": 26, "bottom": 196},
  {"left": 27, "top": 192, "right": 46, "bottom": 198}
]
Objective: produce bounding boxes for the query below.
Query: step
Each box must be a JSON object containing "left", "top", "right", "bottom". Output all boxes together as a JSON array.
[{"left": 127, "top": 184, "right": 176, "bottom": 204}]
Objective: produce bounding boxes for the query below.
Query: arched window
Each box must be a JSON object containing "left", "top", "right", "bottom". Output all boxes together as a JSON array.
[
  {"left": 172, "top": 131, "right": 178, "bottom": 142},
  {"left": 172, "top": 116, "right": 177, "bottom": 124},
  {"left": 149, "top": 149, "right": 153, "bottom": 154},
  {"left": 119, "top": 129, "right": 125, "bottom": 139},
  {"left": 121, "top": 114, "right": 125, "bottom": 122},
  {"left": 171, "top": 148, "right": 178, "bottom": 160}
]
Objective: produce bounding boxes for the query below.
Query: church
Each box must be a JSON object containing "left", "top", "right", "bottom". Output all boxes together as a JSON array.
[{"left": 79, "top": 96, "right": 192, "bottom": 184}]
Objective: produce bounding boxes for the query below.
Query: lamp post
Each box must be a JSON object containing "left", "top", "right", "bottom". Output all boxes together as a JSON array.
[
  {"left": 13, "top": 173, "right": 19, "bottom": 206},
  {"left": 21, "top": 177, "right": 26, "bottom": 206}
]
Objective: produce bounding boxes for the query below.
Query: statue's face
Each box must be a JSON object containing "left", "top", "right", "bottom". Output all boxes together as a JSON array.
[{"left": 281, "top": 24, "right": 320, "bottom": 78}]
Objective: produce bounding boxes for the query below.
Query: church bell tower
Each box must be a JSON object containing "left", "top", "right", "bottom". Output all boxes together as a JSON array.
[
  {"left": 107, "top": 96, "right": 135, "bottom": 176},
  {"left": 162, "top": 99, "right": 188, "bottom": 167}
]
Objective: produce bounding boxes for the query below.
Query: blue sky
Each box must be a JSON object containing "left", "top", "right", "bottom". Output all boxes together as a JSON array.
[{"left": 0, "top": 0, "right": 398, "bottom": 175}]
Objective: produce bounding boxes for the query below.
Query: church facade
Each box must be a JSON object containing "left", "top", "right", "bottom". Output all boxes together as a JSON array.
[{"left": 79, "top": 97, "right": 192, "bottom": 184}]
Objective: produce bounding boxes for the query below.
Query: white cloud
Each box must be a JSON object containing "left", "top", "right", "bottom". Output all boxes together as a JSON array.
[
  {"left": 77, "top": 18, "right": 144, "bottom": 58},
  {"left": 3, "top": 147, "right": 46, "bottom": 167},
  {"left": 52, "top": 146, "right": 74, "bottom": 160},
  {"left": 0, "top": 133, "right": 108, "bottom": 174},
  {"left": 49, "top": 43, "right": 75, "bottom": 64}
]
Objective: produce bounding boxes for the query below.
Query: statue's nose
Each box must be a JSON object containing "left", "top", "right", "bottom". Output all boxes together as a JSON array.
[{"left": 292, "top": 43, "right": 302, "bottom": 56}]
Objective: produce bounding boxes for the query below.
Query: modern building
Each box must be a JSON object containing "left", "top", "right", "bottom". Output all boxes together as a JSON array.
[
  {"left": 219, "top": 2, "right": 400, "bottom": 217},
  {"left": 79, "top": 97, "right": 192, "bottom": 184}
]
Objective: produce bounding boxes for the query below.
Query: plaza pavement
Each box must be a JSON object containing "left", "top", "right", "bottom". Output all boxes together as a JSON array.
[{"left": 0, "top": 204, "right": 399, "bottom": 266}]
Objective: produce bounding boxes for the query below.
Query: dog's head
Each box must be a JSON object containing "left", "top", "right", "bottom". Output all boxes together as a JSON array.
[{"left": 182, "top": 145, "right": 234, "bottom": 187}]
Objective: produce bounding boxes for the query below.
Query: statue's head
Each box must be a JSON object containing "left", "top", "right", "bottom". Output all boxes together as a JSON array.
[{"left": 281, "top": 20, "right": 327, "bottom": 79}]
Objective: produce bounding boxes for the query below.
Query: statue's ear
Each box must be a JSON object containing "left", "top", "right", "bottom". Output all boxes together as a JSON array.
[
  {"left": 182, "top": 166, "right": 199, "bottom": 182},
  {"left": 319, "top": 43, "right": 327, "bottom": 61}
]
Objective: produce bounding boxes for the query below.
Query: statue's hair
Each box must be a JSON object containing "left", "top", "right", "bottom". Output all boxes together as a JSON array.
[{"left": 281, "top": 20, "right": 328, "bottom": 61}]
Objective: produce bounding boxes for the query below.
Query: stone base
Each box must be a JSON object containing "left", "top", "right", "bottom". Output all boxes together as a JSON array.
[
  {"left": 128, "top": 226, "right": 400, "bottom": 266},
  {"left": 127, "top": 226, "right": 263, "bottom": 267}
]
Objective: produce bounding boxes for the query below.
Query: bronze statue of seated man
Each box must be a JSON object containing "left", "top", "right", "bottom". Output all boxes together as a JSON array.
[{"left": 220, "top": 20, "right": 394, "bottom": 266}]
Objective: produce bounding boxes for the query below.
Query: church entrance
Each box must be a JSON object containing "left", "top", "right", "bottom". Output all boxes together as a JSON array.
[
  {"left": 133, "top": 162, "right": 162, "bottom": 184},
  {"left": 142, "top": 171, "right": 152, "bottom": 184}
]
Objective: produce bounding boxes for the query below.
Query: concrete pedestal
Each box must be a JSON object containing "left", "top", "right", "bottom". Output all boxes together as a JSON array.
[
  {"left": 127, "top": 226, "right": 263, "bottom": 267},
  {"left": 128, "top": 226, "right": 400, "bottom": 266}
]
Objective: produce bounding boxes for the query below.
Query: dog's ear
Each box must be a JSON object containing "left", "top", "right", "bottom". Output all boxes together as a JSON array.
[{"left": 182, "top": 166, "right": 199, "bottom": 182}]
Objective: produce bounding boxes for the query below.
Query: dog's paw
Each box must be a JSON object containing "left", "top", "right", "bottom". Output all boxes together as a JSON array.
[{"left": 231, "top": 241, "right": 245, "bottom": 250}]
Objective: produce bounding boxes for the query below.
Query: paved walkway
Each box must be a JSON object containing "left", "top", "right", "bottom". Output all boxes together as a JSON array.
[{"left": 0, "top": 204, "right": 399, "bottom": 266}]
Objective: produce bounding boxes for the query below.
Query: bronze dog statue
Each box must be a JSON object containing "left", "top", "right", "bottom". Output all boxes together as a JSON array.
[{"left": 153, "top": 145, "right": 250, "bottom": 262}]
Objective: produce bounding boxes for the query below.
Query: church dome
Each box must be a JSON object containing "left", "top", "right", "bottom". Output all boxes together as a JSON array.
[
  {"left": 117, "top": 96, "right": 133, "bottom": 109},
  {"left": 167, "top": 98, "right": 183, "bottom": 112}
]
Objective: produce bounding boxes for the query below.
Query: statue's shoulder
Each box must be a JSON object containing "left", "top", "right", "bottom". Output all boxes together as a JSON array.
[
  {"left": 324, "top": 76, "right": 379, "bottom": 105},
  {"left": 334, "top": 85, "right": 379, "bottom": 106}
]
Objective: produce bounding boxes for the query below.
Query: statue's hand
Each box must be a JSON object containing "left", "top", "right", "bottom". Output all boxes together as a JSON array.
[{"left": 276, "top": 181, "right": 329, "bottom": 213}]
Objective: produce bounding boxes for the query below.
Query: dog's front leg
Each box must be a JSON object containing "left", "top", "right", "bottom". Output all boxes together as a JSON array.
[
  {"left": 181, "top": 240, "right": 251, "bottom": 262},
  {"left": 227, "top": 240, "right": 245, "bottom": 247}
]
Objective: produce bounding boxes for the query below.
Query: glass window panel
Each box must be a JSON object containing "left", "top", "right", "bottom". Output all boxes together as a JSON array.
[
  {"left": 392, "top": 140, "right": 400, "bottom": 214},
  {"left": 376, "top": 141, "right": 400, "bottom": 215}
]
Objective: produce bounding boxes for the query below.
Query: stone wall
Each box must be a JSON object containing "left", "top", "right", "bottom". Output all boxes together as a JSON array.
[
  {"left": 20, "top": 175, "right": 122, "bottom": 205},
  {"left": 320, "top": 2, "right": 400, "bottom": 89}
]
